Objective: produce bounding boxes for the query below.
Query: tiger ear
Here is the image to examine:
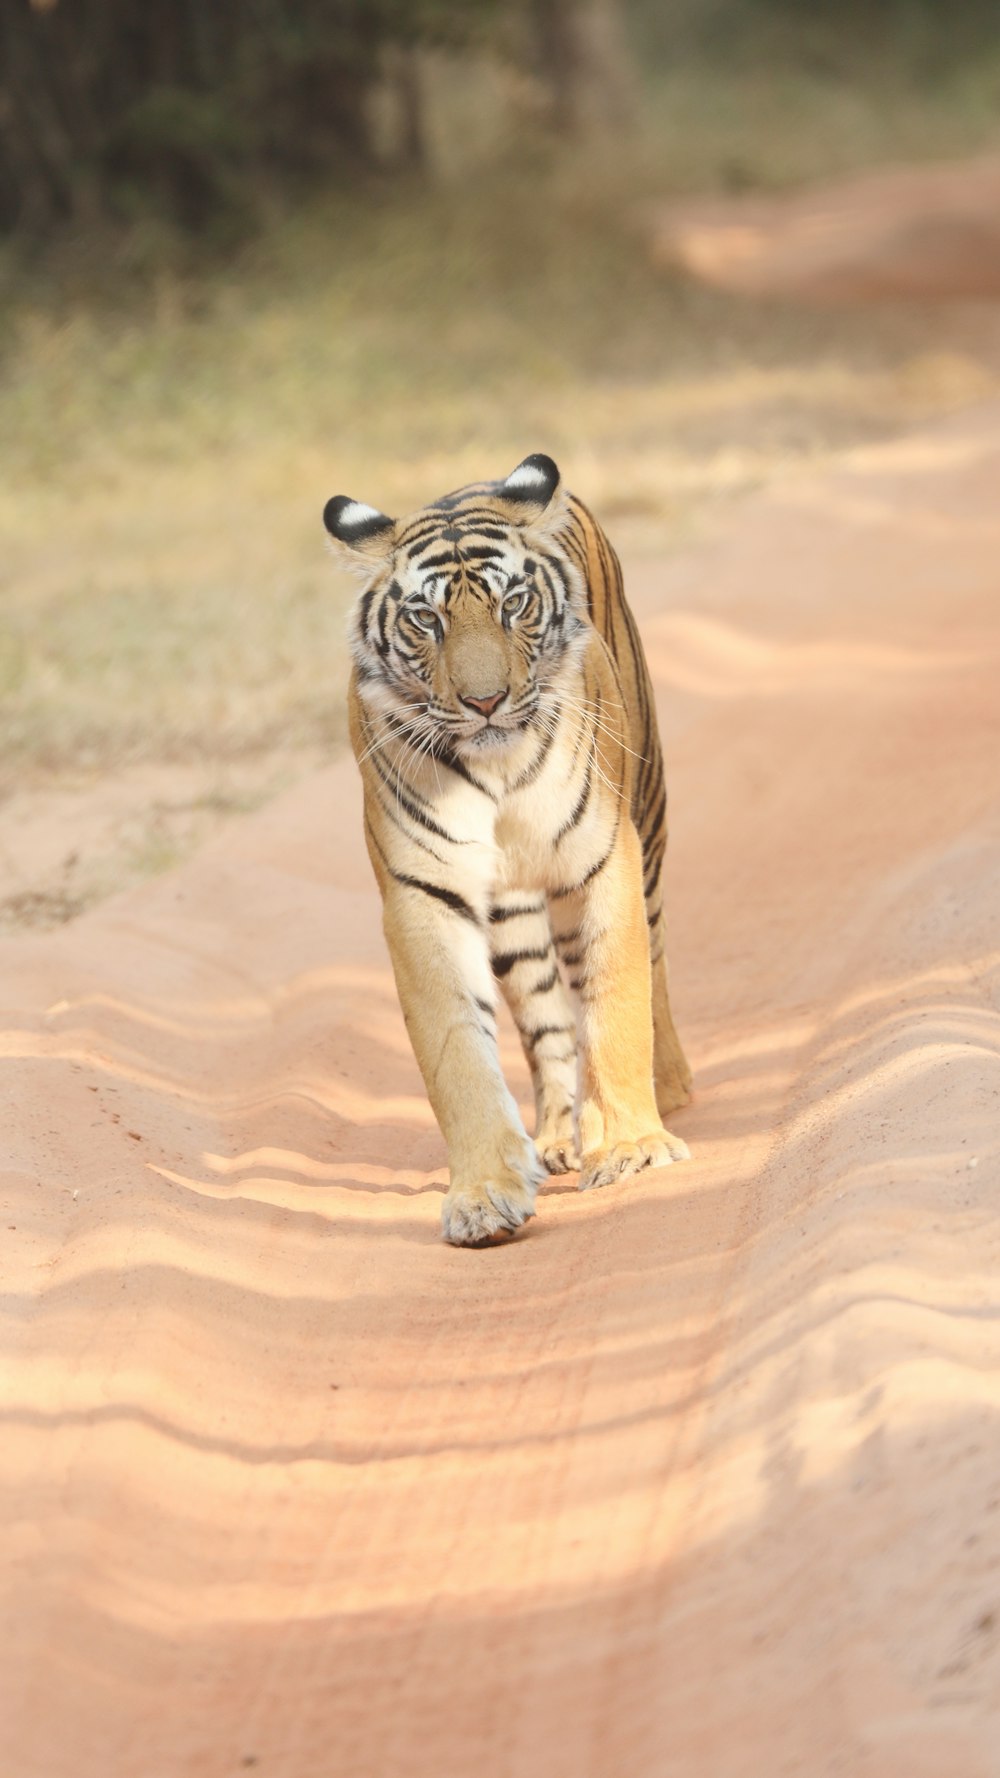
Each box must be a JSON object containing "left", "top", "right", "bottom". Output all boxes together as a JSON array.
[
  {"left": 496, "top": 453, "right": 563, "bottom": 523},
  {"left": 323, "top": 495, "right": 396, "bottom": 562}
]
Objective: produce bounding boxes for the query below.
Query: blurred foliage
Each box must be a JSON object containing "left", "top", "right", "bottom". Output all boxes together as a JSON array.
[
  {"left": 630, "top": 0, "right": 1000, "bottom": 70},
  {"left": 4, "top": 0, "right": 1000, "bottom": 918},
  {"left": 5, "top": 0, "right": 1000, "bottom": 241},
  {"left": 0, "top": 0, "right": 508, "bottom": 234},
  {"left": 4, "top": 138, "right": 1000, "bottom": 789}
]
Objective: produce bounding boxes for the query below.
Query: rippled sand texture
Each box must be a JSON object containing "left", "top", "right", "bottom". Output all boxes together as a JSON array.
[{"left": 4, "top": 408, "right": 1000, "bottom": 1777}]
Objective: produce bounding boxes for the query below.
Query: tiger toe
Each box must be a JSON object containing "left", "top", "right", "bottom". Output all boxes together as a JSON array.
[
  {"left": 537, "top": 1135, "right": 581, "bottom": 1175},
  {"left": 441, "top": 1175, "right": 537, "bottom": 1247},
  {"left": 579, "top": 1129, "right": 689, "bottom": 1192},
  {"left": 541, "top": 1143, "right": 581, "bottom": 1175}
]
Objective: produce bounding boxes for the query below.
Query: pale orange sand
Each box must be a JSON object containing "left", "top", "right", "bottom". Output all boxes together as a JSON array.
[
  {"left": 4, "top": 407, "right": 1000, "bottom": 1777},
  {"left": 651, "top": 155, "right": 1000, "bottom": 302}
]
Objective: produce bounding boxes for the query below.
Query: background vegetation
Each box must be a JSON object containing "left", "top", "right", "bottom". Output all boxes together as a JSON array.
[{"left": 3, "top": 0, "right": 1000, "bottom": 921}]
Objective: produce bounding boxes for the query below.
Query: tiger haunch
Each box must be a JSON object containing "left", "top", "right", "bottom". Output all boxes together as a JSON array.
[{"left": 324, "top": 453, "right": 692, "bottom": 1247}]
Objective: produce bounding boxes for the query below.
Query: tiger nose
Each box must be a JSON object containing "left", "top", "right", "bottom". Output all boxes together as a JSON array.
[{"left": 459, "top": 688, "right": 508, "bottom": 718}]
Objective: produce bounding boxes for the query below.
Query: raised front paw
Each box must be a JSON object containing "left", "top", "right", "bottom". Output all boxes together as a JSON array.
[{"left": 579, "top": 1127, "right": 689, "bottom": 1192}]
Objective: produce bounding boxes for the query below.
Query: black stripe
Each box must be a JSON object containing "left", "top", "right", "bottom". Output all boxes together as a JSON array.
[
  {"left": 528, "top": 964, "right": 560, "bottom": 996},
  {"left": 369, "top": 752, "right": 461, "bottom": 843},
  {"left": 404, "top": 527, "right": 448, "bottom": 557},
  {"left": 554, "top": 755, "right": 593, "bottom": 844},
  {"left": 374, "top": 788, "right": 446, "bottom": 863},
  {"left": 510, "top": 722, "right": 556, "bottom": 790},
  {"left": 428, "top": 492, "right": 495, "bottom": 515},
  {"left": 416, "top": 550, "right": 459, "bottom": 570},
  {"left": 490, "top": 902, "right": 545, "bottom": 922},
  {"left": 543, "top": 551, "right": 572, "bottom": 598},
  {"left": 633, "top": 714, "right": 658, "bottom": 811},
  {"left": 526, "top": 1024, "right": 575, "bottom": 1052},
  {"left": 550, "top": 820, "right": 619, "bottom": 900},
  {"left": 641, "top": 786, "right": 667, "bottom": 858},
  {"left": 562, "top": 518, "right": 590, "bottom": 588},
  {"left": 375, "top": 596, "right": 391, "bottom": 657},
  {"left": 432, "top": 741, "right": 496, "bottom": 800},
  {"left": 394, "top": 873, "right": 479, "bottom": 923},
  {"left": 459, "top": 523, "right": 511, "bottom": 541},
  {"left": 492, "top": 945, "right": 552, "bottom": 978},
  {"left": 380, "top": 719, "right": 435, "bottom": 803},
  {"left": 536, "top": 561, "right": 561, "bottom": 604},
  {"left": 357, "top": 583, "right": 379, "bottom": 639}
]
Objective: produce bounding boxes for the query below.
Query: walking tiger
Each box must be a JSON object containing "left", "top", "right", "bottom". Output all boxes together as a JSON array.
[{"left": 324, "top": 453, "right": 691, "bottom": 1245}]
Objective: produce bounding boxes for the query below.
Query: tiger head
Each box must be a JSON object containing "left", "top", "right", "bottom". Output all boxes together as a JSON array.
[{"left": 323, "top": 454, "right": 588, "bottom": 754}]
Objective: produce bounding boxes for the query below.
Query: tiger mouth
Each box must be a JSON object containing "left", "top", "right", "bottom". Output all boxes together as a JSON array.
[
  {"left": 389, "top": 696, "right": 540, "bottom": 755},
  {"left": 460, "top": 702, "right": 539, "bottom": 747},
  {"left": 466, "top": 721, "right": 525, "bottom": 748}
]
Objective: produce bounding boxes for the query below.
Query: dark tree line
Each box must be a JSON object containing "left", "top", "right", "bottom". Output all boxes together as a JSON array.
[
  {"left": 3, "top": 0, "right": 996, "bottom": 237},
  {"left": 0, "top": 0, "right": 633, "bottom": 236}
]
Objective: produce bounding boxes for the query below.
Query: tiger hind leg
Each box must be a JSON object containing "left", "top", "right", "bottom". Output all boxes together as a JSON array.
[
  {"left": 489, "top": 895, "right": 580, "bottom": 1174},
  {"left": 649, "top": 911, "right": 692, "bottom": 1118}
]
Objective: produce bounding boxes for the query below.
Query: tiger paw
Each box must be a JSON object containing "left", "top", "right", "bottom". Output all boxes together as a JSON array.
[
  {"left": 579, "top": 1128, "right": 689, "bottom": 1192},
  {"left": 538, "top": 1138, "right": 582, "bottom": 1175},
  {"left": 441, "top": 1164, "right": 539, "bottom": 1247},
  {"left": 535, "top": 1114, "right": 581, "bottom": 1176}
]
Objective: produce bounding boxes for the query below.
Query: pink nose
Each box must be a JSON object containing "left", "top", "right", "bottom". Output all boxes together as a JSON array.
[{"left": 460, "top": 688, "right": 508, "bottom": 718}]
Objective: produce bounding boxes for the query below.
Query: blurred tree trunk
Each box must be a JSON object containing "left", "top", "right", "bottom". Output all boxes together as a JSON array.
[
  {"left": 531, "top": 0, "right": 637, "bottom": 135},
  {"left": 533, "top": 0, "right": 580, "bottom": 134},
  {"left": 386, "top": 44, "right": 428, "bottom": 173},
  {"left": 0, "top": 0, "right": 435, "bottom": 235}
]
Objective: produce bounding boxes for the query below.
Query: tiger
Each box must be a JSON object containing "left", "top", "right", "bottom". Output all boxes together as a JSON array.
[{"left": 323, "top": 452, "right": 692, "bottom": 1246}]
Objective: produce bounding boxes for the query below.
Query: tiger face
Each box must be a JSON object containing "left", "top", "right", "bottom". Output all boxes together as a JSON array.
[{"left": 324, "top": 454, "right": 588, "bottom": 755}]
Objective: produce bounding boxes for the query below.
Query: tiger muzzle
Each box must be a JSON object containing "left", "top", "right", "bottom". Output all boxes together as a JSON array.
[
  {"left": 445, "top": 622, "right": 513, "bottom": 723},
  {"left": 459, "top": 688, "right": 508, "bottom": 718}
]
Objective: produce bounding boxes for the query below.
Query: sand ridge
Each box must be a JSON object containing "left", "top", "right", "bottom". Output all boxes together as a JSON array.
[{"left": 3, "top": 407, "right": 1000, "bottom": 1776}]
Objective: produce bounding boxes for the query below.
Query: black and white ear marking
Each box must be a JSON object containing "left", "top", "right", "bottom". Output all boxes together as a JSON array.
[
  {"left": 323, "top": 495, "right": 395, "bottom": 551},
  {"left": 498, "top": 453, "right": 561, "bottom": 516}
]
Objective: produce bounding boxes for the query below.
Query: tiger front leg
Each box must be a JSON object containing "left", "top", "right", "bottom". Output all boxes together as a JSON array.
[
  {"left": 556, "top": 821, "right": 690, "bottom": 1191},
  {"left": 381, "top": 880, "right": 543, "bottom": 1245},
  {"left": 489, "top": 894, "right": 580, "bottom": 1174}
]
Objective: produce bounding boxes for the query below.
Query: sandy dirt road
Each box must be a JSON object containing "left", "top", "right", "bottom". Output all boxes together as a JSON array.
[
  {"left": 4, "top": 407, "right": 1000, "bottom": 1777},
  {"left": 650, "top": 154, "right": 1000, "bottom": 303}
]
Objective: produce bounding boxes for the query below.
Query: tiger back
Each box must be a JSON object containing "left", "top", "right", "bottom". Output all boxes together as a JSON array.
[{"left": 324, "top": 452, "right": 691, "bottom": 1246}]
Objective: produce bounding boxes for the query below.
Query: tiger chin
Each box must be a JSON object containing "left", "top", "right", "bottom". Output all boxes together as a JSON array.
[{"left": 323, "top": 453, "right": 692, "bottom": 1247}]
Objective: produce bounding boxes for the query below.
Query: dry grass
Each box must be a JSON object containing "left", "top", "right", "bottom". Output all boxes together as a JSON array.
[{"left": 3, "top": 51, "right": 1000, "bottom": 919}]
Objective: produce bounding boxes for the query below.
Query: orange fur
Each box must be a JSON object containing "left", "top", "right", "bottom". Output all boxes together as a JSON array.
[{"left": 327, "top": 455, "right": 690, "bottom": 1244}]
